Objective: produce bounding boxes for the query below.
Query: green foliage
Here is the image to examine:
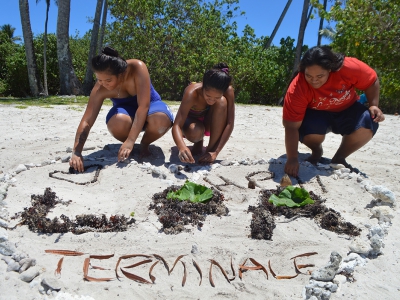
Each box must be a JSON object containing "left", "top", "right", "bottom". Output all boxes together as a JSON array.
[
  {"left": 269, "top": 186, "right": 315, "bottom": 208},
  {"left": 106, "top": 0, "right": 295, "bottom": 104},
  {"left": 167, "top": 180, "right": 213, "bottom": 203},
  {"left": 317, "top": 0, "right": 400, "bottom": 112},
  {"left": 0, "top": 31, "right": 29, "bottom": 97}
]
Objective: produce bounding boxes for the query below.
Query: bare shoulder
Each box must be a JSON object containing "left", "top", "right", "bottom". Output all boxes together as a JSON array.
[{"left": 184, "top": 82, "right": 202, "bottom": 97}]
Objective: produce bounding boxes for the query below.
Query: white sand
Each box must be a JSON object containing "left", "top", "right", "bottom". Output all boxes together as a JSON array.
[{"left": 0, "top": 103, "right": 399, "bottom": 300}]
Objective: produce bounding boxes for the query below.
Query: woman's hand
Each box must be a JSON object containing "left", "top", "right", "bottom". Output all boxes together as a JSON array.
[
  {"left": 198, "top": 151, "right": 218, "bottom": 164},
  {"left": 118, "top": 140, "right": 134, "bottom": 162},
  {"left": 178, "top": 147, "right": 195, "bottom": 164},
  {"left": 284, "top": 157, "right": 299, "bottom": 177},
  {"left": 69, "top": 152, "right": 84, "bottom": 172},
  {"left": 368, "top": 105, "right": 385, "bottom": 122}
]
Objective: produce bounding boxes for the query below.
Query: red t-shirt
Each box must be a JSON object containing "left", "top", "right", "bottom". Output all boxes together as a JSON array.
[{"left": 283, "top": 57, "right": 377, "bottom": 122}]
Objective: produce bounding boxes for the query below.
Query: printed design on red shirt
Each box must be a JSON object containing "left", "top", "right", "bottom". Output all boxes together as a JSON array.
[{"left": 328, "top": 89, "right": 351, "bottom": 107}]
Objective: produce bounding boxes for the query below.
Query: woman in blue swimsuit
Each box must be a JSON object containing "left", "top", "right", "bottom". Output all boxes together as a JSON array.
[{"left": 70, "top": 46, "right": 173, "bottom": 172}]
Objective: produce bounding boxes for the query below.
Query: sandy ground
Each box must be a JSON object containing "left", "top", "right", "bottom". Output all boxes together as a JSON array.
[{"left": 0, "top": 103, "right": 399, "bottom": 300}]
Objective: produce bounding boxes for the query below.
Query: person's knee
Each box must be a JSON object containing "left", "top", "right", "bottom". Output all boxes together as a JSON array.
[
  {"left": 146, "top": 113, "right": 172, "bottom": 136},
  {"left": 303, "top": 134, "right": 325, "bottom": 147},
  {"left": 107, "top": 114, "right": 131, "bottom": 141},
  {"left": 213, "top": 97, "right": 228, "bottom": 113},
  {"left": 182, "top": 122, "right": 203, "bottom": 143}
]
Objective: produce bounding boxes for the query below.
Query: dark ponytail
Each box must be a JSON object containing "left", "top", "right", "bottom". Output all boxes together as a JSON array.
[
  {"left": 91, "top": 46, "right": 128, "bottom": 75},
  {"left": 202, "top": 62, "right": 232, "bottom": 93}
]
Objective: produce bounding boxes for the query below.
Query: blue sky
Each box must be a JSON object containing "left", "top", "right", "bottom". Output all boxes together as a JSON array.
[{"left": 3, "top": 0, "right": 333, "bottom": 47}]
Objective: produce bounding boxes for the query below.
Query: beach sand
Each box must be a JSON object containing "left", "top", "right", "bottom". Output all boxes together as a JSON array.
[{"left": 0, "top": 103, "right": 399, "bottom": 300}]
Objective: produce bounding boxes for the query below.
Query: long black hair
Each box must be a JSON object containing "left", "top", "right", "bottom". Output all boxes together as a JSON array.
[
  {"left": 202, "top": 62, "right": 232, "bottom": 93},
  {"left": 299, "top": 45, "right": 345, "bottom": 73},
  {"left": 91, "top": 46, "right": 128, "bottom": 75}
]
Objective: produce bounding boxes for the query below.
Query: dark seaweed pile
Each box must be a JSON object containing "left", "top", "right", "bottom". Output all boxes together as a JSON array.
[
  {"left": 16, "top": 188, "right": 135, "bottom": 234},
  {"left": 149, "top": 185, "right": 229, "bottom": 234},
  {"left": 248, "top": 188, "right": 361, "bottom": 240}
]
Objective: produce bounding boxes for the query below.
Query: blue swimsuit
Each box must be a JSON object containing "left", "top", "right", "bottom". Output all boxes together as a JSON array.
[{"left": 106, "top": 83, "right": 174, "bottom": 124}]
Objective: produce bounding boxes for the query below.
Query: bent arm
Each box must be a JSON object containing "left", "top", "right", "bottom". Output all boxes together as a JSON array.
[
  {"left": 126, "top": 61, "right": 151, "bottom": 145},
  {"left": 283, "top": 119, "right": 302, "bottom": 176},
  {"left": 172, "top": 86, "right": 195, "bottom": 151},
  {"left": 212, "top": 86, "right": 235, "bottom": 155},
  {"left": 73, "top": 84, "right": 104, "bottom": 154},
  {"left": 364, "top": 78, "right": 385, "bottom": 122}
]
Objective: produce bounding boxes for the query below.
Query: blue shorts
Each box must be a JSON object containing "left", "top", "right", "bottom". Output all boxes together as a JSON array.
[
  {"left": 106, "top": 100, "right": 174, "bottom": 124},
  {"left": 299, "top": 101, "right": 379, "bottom": 142}
]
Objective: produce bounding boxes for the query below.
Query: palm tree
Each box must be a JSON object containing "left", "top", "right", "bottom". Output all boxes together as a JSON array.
[
  {"left": 36, "top": 0, "right": 50, "bottom": 96},
  {"left": 0, "top": 24, "right": 22, "bottom": 43},
  {"left": 82, "top": 0, "right": 103, "bottom": 95},
  {"left": 317, "top": 0, "right": 328, "bottom": 46},
  {"left": 264, "top": 0, "right": 293, "bottom": 49},
  {"left": 57, "top": 0, "right": 82, "bottom": 95},
  {"left": 292, "top": 0, "right": 310, "bottom": 74},
  {"left": 319, "top": 25, "right": 337, "bottom": 42},
  {"left": 19, "top": 0, "right": 43, "bottom": 96},
  {"left": 97, "top": 0, "right": 108, "bottom": 52}
]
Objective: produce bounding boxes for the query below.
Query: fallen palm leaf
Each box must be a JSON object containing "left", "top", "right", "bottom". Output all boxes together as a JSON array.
[
  {"left": 149, "top": 261, "right": 159, "bottom": 283},
  {"left": 192, "top": 259, "right": 202, "bottom": 286},
  {"left": 239, "top": 258, "right": 248, "bottom": 280},
  {"left": 239, "top": 265, "right": 263, "bottom": 270},
  {"left": 249, "top": 258, "right": 268, "bottom": 280},
  {"left": 209, "top": 262, "right": 215, "bottom": 287},
  {"left": 83, "top": 257, "right": 114, "bottom": 282},
  {"left": 115, "top": 254, "right": 152, "bottom": 280},
  {"left": 124, "top": 259, "right": 152, "bottom": 269},
  {"left": 290, "top": 252, "right": 318, "bottom": 260},
  {"left": 294, "top": 258, "right": 306, "bottom": 275},
  {"left": 91, "top": 265, "right": 108, "bottom": 270},
  {"left": 276, "top": 274, "right": 299, "bottom": 280},
  {"left": 181, "top": 261, "right": 187, "bottom": 287},
  {"left": 268, "top": 260, "right": 277, "bottom": 278},
  {"left": 55, "top": 257, "right": 64, "bottom": 277},
  {"left": 45, "top": 249, "right": 84, "bottom": 256},
  {"left": 169, "top": 255, "right": 186, "bottom": 275},
  {"left": 268, "top": 260, "right": 298, "bottom": 280},
  {"left": 153, "top": 254, "right": 170, "bottom": 274},
  {"left": 120, "top": 268, "right": 152, "bottom": 284},
  {"left": 297, "top": 264, "right": 315, "bottom": 269},
  {"left": 90, "top": 254, "right": 114, "bottom": 259},
  {"left": 230, "top": 256, "right": 235, "bottom": 281},
  {"left": 209, "top": 259, "right": 231, "bottom": 284}
]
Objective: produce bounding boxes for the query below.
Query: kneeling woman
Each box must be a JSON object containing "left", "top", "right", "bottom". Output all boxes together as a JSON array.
[
  {"left": 172, "top": 63, "right": 235, "bottom": 164},
  {"left": 70, "top": 46, "right": 173, "bottom": 172}
]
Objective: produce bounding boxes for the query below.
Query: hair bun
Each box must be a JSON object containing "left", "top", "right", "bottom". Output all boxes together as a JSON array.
[{"left": 102, "top": 46, "right": 119, "bottom": 57}]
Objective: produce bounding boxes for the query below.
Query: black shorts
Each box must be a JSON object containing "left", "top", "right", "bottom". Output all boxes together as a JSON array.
[{"left": 299, "top": 101, "right": 379, "bottom": 142}]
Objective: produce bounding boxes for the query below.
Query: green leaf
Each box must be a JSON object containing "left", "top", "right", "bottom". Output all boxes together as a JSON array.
[
  {"left": 167, "top": 180, "right": 214, "bottom": 203},
  {"left": 268, "top": 186, "right": 314, "bottom": 208}
]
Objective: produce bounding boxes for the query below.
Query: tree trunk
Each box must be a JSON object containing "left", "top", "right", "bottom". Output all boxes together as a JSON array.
[
  {"left": 264, "top": 0, "right": 292, "bottom": 49},
  {"left": 19, "top": 0, "right": 43, "bottom": 96},
  {"left": 97, "top": 0, "right": 108, "bottom": 53},
  {"left": 292, "top": 0, "right": 310, "bottom": 74},
  {"left": 57, "top": 0, "right": 82, "bottom": 95},
  {"left": 42, "top": 0, "right": 50, "bottom": 96},
  {"left": 317, "top": 0, "right": 328, "bottom": 46},
  {"left": 82, "top": 0, "right": 103, "bottom": 95}
]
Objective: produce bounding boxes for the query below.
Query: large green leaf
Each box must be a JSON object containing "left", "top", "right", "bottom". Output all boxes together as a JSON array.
[
  {"left": 167, "top": 180, "right": 214, "bottom": 203},
  {"left": 269, "top": 186, "right": 314, "bottom": 208}
]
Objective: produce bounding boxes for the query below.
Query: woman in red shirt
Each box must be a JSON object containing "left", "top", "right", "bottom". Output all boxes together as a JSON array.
[{"left": 283, "top": 46, "right": 385, "bottom": 177}]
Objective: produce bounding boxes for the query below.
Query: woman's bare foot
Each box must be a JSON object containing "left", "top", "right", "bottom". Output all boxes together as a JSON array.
[
  {"left": 331, "top": 156, "right": 351, "bottom": 169},
  {"left": 305, "top": 145, "right": 323, "bottom": 165},
  {"left": 191, "top": 140, "right": 204, "bottom": 156}
]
